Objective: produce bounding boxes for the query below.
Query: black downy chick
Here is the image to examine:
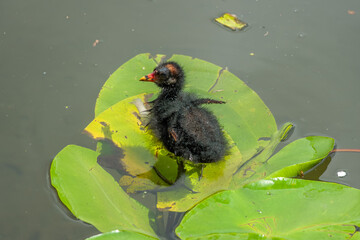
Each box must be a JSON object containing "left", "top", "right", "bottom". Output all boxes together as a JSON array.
[{"left": 140, "top": 61, "right": 228, "bottom": 163}]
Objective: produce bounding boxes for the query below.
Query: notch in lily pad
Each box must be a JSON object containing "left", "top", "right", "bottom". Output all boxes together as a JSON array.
[{"left": 215, "top": 13, "right": 248, "bottom": 31}]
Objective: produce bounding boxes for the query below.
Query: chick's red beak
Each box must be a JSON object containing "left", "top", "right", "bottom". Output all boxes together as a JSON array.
[{"left": 139, "top": 72, "right": 156, "bottom": 82}]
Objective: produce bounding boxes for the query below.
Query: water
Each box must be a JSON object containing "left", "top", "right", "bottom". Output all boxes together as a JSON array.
[{"left": 1, "top": 0, "right": 359, "bottom": 239}]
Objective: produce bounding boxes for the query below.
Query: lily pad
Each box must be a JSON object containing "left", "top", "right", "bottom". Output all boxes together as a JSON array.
[
  {"left": 265, "top": 136, "right": 335, "bottom": 178},
  {"left": 95, "top": 53, "right": 277, "bottom": 162},
  {"left": 176, "top": 178, "right": 360, "bottom": 239},
  {"left": 50, "top": 145, "right": 156, "bottom": 236},
  {"left": 215, "top": 13, "right": 248, "bottom": 31},
  {"left": 86, "top": 230, "right": 158, "bottom": 240},
  {"left": 84, "top": 93, "right": 179, "bottom": 191},
  {"left": 231, "top": 134, "right": 335, "bottom": 188},
  {"left": 85, "top": 92, "right": 248, "bottom": 210},
  {"left": 156, "top": 136, "right": 243, "bottom": 212},
  {"left": 85, "top": 53, "right": 285, "bottom": 211}
]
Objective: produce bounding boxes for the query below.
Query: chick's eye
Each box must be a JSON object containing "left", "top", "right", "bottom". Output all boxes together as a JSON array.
[{"left": 161, "top": 68, "right": 170, "bottom": 76}]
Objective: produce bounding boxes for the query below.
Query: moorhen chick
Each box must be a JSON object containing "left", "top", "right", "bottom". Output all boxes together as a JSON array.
[{"left": 140, "top": 61, "right": 228, "bottom": 163}]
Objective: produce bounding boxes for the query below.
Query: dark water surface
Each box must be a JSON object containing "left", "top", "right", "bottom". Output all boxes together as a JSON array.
[{"left": 1, "top": 0, "right": 359, "bottom": 239}]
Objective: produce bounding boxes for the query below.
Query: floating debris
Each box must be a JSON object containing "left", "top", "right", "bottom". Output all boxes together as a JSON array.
[
  {"left": 93, "top": 39, "right": 100, "bottom": 47},
  {"left": 215, "top": 13, "right": 247, "bottom": 31},
  {"left": 337, "top": 170, "right": 347, "bottom": 178}
]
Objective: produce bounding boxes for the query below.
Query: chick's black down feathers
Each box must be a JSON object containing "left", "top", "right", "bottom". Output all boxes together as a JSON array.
[{"left": 140, "top": 61, "right": 228, "bottom": 163}]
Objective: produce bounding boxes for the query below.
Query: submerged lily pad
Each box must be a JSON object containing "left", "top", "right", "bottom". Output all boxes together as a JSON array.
[
  {"left": 176, "top": 178, "right": 360, "bottom": 239},
  {"left": 215, "top": 13, "right": 248, "bottom": 31}
]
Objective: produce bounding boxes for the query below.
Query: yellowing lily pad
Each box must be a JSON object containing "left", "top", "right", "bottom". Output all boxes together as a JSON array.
[
  {"left": 84, "top": 93, "right": 177, "bottom": 191},
  {"left": 215, "top": 13, "right": 247, "bottom": 31}
]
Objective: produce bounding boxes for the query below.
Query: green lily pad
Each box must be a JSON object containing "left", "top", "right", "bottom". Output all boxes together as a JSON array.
[
  {"left": 50, "top": 145, "right": 156, "bottom": 236},
  {"left": 215, "top": 13, "right": 248, "bottom": 31},
  {"left": 86, "top": 53, "right": 285, "bottom": 211},
  {"left": 231, "top": 134, "right": 335, "bottom": 188},
  {"left": 95, "top": 53, "right": 277, "bottom": 161},
  {"left": 85, "top": 92, "right": 248, "bottom": 210},
  {"left": 86, "top": 230, "right": 159, "bottom": 240},
  {"left": 176, "top": 178, "right": 360, "bottom": 239},
  {"left": 265, "top": 136, "right": 335, "bottom": 178}
]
